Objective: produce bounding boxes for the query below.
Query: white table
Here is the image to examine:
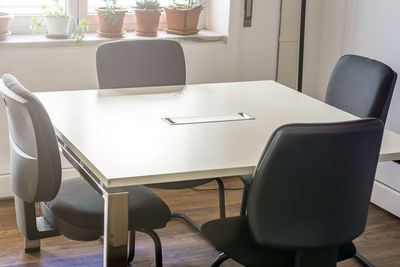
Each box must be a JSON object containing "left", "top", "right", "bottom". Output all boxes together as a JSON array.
[{"left": 35, "top": 80, "right": 400, "bottom": 266}]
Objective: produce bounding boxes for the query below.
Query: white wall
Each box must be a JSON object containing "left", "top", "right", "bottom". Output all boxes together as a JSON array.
[
  {"left": 235, "top": 0, "right": 281, "bottom": 81},
  {"left": 0, "top": 0, "right": 281, "bottom": 198},
  {"left": 303, "top": 0, "right": 400, "bottom": 216},
  {"left": 227, "top": 0, "right": 281, "bottom": 82},
  {"left": 276, "top": 0, "right": 301, "bottom": 89},
  {"left": 303, "top": 0, "right": 348, "bottom": 100},
  {"left": 206, "top": 0, "right": 230, "bottom": 36}
]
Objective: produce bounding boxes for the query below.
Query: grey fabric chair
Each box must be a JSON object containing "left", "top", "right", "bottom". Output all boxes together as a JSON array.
[
  {"left": 96, "top": 39, "right": 226, "bottom": 231},
  {"left": 325, "top": 54, "right": 397, "bottom": 124},
  {"left": 0, "top": 74, "right": 171, "bottom": 267},
  {"left": 240, "top": 54, "right": 397, "bottom": 267},
  {"left": 202, "top": 119, "right": 384, "bottom": 267}
]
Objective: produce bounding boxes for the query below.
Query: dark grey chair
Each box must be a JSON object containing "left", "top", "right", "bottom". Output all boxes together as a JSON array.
[
  {"left": 325, "top": 54, "right": 397, "bottom": 124},
  {"left": 96, "top": 39, "right": 226, "bottom": 231},
  {"left": 202, "top": 119, "right": 384, "bottom": 267},
  {"left": 0, "top": 74, "right": 171, "bottom": 267},
  {"left": 240, "top": 54, "right": 397, "bottom": 266}
]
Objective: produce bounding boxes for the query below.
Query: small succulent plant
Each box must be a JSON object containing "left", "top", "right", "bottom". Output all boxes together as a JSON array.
[
  {"left": 135, "top": 0, "right": 161, "bottom": 10},
  {"left": 102, "top": 0, "right": 126, "bottom": 25},
  {"left": 170, "top": 0, "right": 205, "bottom": 9}
]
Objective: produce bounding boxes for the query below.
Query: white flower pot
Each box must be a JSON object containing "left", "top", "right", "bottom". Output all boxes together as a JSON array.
[
  {"left": 45, "top": 16, "right": 73, "bottom": 36},
  {"left": 0, "top": 12, "right": 13, "bottom": 33}
]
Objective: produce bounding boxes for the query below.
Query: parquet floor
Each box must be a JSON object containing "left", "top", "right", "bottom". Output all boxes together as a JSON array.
[{"left": 0, "top": 177, "right": 399, "bottom": 266}]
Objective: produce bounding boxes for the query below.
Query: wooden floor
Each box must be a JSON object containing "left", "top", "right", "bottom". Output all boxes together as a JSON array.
[{"left": 0, "top": 177, "right": 399, "bottom": 267}]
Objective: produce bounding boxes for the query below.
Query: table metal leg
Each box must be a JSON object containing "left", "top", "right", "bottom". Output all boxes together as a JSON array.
[
  {"left": 24, "top": 238, "right": 40, "bottom": 253},
  {"left": 103, "top": 192, "right": 129, "bottom": 267},
  {"left": 58, "top": 141, "right": 130, "bottom": 267}
]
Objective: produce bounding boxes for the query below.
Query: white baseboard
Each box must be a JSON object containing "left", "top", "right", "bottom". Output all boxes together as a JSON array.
[
  {"left": 0, "top": 168, "right": 80, "bottom": 199},
  {"left": 371, "top": 180, "right": 400, "bottom": 217}
]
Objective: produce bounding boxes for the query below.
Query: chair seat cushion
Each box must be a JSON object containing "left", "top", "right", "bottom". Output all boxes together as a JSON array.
[
  {"left": 239, "top": 174, "right": 253, "bottom": 186},
  {"left": 201, "top": 216, "right": 296, "bottom": 267},
  {"left": 338, "top": 241, "right": 356, "bottom": 261},
  {"left": 42, "top": 177, "right": 171, "bottom": 239},
  {"left": 202, "top": 216, "right": 357, "bottom": 266}
]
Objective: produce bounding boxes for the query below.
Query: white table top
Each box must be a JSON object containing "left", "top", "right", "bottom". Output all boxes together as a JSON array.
[{"left": 35, "top": 81, "right": 400, "bottom": 188}]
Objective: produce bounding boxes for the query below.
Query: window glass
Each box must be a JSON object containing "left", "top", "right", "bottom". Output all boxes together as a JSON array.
[
  {"left": 0, "top": 0, "right": 66, "bottom": 15},
  {"left": 87, "top": 0, "right": 174, "bottom": 13}
]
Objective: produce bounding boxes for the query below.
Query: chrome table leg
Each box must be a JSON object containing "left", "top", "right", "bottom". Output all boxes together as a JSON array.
[
  {"left": 103, "top": 192, "right": 129, "bottom": 267},
  {"left": 58, "top": 140, "right": 130, "bottom": 267},
  {"left": 24, "top": 238, "right": 40, "bottom": 253}
]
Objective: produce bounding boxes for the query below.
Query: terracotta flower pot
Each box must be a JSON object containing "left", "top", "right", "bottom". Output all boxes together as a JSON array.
[
  {"left": 135, "top": 9, "right": 161, "bottom": 36},
  {"left": 164, "top": 7, "right": 202, "bottom": 36},
  {"left": 97, "top": 7, "right": 127, "bottom": 37},
  {"left": 0, "top": 12, "right": 13, "bottom": 40}
]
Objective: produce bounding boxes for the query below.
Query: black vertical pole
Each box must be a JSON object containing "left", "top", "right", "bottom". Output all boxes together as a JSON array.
[{"left": 297, "top": 0, "right": 306, "bottom": 92}]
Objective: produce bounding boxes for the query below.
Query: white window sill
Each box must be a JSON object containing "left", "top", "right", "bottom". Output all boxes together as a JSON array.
[{"left": 0, "top": 30, "right": 226, "bottom": 49}]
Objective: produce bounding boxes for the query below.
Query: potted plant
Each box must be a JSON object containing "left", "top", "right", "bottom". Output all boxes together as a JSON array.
[
  {"left": 0, "top": 12, "right": 13, "bottom": 40},
  {"left": 72, "top": 18, "right": 90, "bottom": 42},
  {"left": 164, "top": 0, "right": 205, "bottom": 35},
  {"left": 30, "top": 0, "right": 73, "bottom": 38},
  {"left": 97, "top": 0, "right": 127, "bottom": 37},
  {"left": 134, "top": 0, "right": 161, "bottom": 36}
]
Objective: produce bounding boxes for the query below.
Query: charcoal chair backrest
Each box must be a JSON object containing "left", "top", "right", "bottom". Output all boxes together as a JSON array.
[
  {"left": 325, "top": 54, "right": 397, "bottom": 123},
  {"left": 247, "top": 118, "right": 384, "bottom": 249}
]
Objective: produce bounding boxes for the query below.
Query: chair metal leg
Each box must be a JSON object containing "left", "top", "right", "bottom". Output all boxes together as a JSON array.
[
  {"left": 355, "top": 252, "right": 375, "bottom": 267},
  {"left": 215, "top": 178, "right": 226, "bottom": 218},
  {"left": 240, "top": 185, "right": 248, "bottom": 216},
  {"left": 172, "top": 213, "right": 201, "bottom": 232},
  {"left": 24, "top": 204, "right": 41, "bottom": 253},
  {"left": 172, "top": 178, "right": 225, "bottom": 232},
  {"left": 127, "top": 231, "right": 135, "bottom": 264},
  {"left": 140, "top": 229, "right": 163, "bottom": 267},
  {"left": 24, "top": 238, "right": 40, "bottom": 253},
  {"left": 211, "top": 253, "right": 229, "bottom": 267}
]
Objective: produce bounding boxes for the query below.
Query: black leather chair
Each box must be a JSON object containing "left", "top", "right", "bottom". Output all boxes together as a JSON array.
[
  {"left": 96, "top": 40, "right": 226, "bottom": 232},
  {"left": 0, "top": 74, "right": 171, "bottom": 266},
  {"left": 202, "top": 119, "right": 384, "bottom": 267},
  {"left": 239, "top": 54, "right": 397, "bottom": 266}
]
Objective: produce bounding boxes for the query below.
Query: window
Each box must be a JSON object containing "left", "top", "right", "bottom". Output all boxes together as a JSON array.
[
  {"left": 4, "top": 0, "right": 206, "bottom": 34},
  {"left": 2, "top": 0, "right": 69, "bottom": 34},
  {"left": 0, "top": 0, "right": 66, "bottom": 15}
]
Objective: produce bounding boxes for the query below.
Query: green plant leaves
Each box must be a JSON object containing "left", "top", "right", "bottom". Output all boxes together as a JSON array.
[
  {"left": 72, "top": 18, "right": 90, "bottom": 42},
  {"left": 170, "top": 0, "right": 205, "bottom": 9},
  {"left": 135, "top": 0, "right": 161, "bottom": 10},
  {"left": 29, "top": 16, "right": 43, "bottom": 34},
  {"left": 42, "top": 0, "right": 68, "bottom": 18}
]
